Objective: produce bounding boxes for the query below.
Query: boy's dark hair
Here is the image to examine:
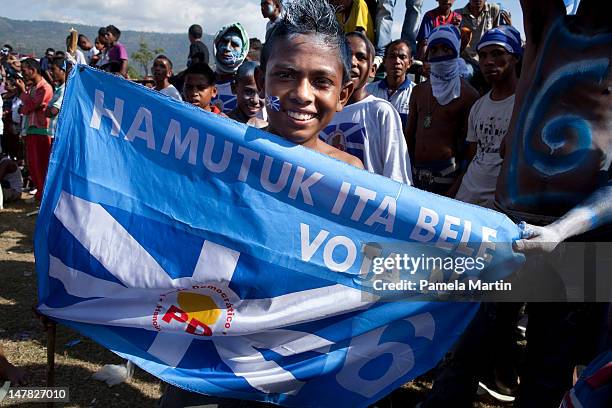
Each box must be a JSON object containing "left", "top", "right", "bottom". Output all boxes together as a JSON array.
[
  {"left": 384, "top": 39, "right": 412, "bottom": 59},
  {"left": 3, "top": 44, "right": 13, "bottom": 52},
  {"left": 184, "top": 62, "right": 216, "bottom": 85},
  {"left": 346, "top": 31, "right": 375, "bottom": 63},
  {"left": 45, "top": 47, "right": 55, "bottom": 55},
  {"left": 106, "top": 25, "right": 121, "bottom": 39},
  {"left": 188, "top": 24, "right": 203, "bottom": 39},
  {"left": 98, "top": 27, "right": 108, "bottom": 37},
  {"left": 261, "top": 0, "right": 351, "bottom": 84},
  {"left": 78, "top": 34, "right": 89, "bottom": 42},
  {"left": 155, "top": 54, "right": 173, "bottom": 69},
  {"left": 22, "top": 58, "right": 42, "bottom": 74},
  {"left": 235, "top": 60, "right": 259, "bottom": 81},
  {"left": 49, "top": 56, "right": 68, "bottom": 71},
  {"left": 55, "top": 51, "right": 66, "bottom": 58}
]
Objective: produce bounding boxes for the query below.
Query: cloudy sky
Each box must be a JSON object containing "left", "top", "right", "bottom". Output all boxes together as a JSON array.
[{"left": 2, "top": 0, "right": 524, "bottom": 40}]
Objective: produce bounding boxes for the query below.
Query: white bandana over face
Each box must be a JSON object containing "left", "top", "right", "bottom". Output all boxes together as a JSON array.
[
  {"left": 430, "top": 59, "right": 461, "bottom": 106},
  {"left": 427, "top": 25, "right": 462, "bottom": 106}
]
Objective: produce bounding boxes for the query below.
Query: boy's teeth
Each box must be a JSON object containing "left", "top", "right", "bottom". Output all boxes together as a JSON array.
[{"left": 287, "top": 111, "right": 315, "bottom": 121}]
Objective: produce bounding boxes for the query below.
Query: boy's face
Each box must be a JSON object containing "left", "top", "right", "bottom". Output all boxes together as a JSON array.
[
  {"left": 152, "top": 58, "right": 172, "bottom": 82},
  {"left": 50, "top": 65, "right": 66, "bottom": 84},
  {"left": 259, "top": 33, "right": 353, "bottom": 144},
  {"left": 22, "top": 65, "right": 35, "bottom": 81},
  {"left": 78, "top": 37, "right": 92, "bottom": 50},
  {"left": 260, "top": 0, "right": 278, "bottom": 19},
  {"left": 478, "top": 45, "right": 516, "bottom": 84},
  {"left": 183, "top": 73, "right": 217, "bottom": 110},
  {"left": 233, "top": 75, "right": 263, "bottom": 118},
  {"left": 384, "top": 43, "right": 411, "bottom": 81},
  {"left": 347, "top": 36, "right": 374, "bottom": 92}
]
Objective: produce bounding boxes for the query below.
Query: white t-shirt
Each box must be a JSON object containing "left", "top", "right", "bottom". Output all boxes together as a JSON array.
[
  {"left": 455, "top": 92, "right": 515, "bottom": 208},
  {"left": 160, "top": 84, "right": 182, "bottom": 101},
  {"left": 211, "top": 80, "right": 236, "bottom": 114},
  {"left": 365, "top": 77, "right": 415, "bottom": 129},
  {"left": 84, "top": 47, "right": 100, "bottom": 65},
  {"left": 319, "top": 95, "right": 412, "bottom": 184}
]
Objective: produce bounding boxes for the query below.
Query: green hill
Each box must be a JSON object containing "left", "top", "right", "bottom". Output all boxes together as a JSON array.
[{"left": 0, "top": 16, "right": 215, "bottom": 75}]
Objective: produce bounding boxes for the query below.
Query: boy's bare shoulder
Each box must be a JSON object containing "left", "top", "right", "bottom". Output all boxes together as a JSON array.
[{"left": 319, "top": 142, "right": 365, "bottom": 169}]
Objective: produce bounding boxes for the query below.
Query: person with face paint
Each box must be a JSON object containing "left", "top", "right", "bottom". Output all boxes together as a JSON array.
[
  {"left": 210, "top": 22, "right": 249, "bottom": 114},
  {"left": 494, "top": 1, "right": 611, "bottom": 405},
  {"left": 405, "top": 24, "right": 479, "bottom": 196},
  {"left": 257, "top": 0, "right": 364, "bottom": 169},
  {"left": 320, "top": 31, "right": 411, "bottom": 184},
  {"left": 228, "top": 61, "right": 267, "bottom": 128}
]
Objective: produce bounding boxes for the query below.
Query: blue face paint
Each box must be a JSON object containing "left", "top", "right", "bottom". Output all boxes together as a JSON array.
[
  {"left": 265, "top": 95, "right": 281, "bottom": 112},
  {"left": 218, "top": 34, "right": 243, "bottom": 65}
]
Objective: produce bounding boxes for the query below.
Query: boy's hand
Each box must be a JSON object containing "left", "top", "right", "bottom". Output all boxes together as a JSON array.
[{"left": 513, "top": 221, "right": 563, "bottom": 253}]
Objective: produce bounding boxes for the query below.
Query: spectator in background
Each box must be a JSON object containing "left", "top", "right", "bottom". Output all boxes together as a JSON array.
[
  {"left": 0, "top": 153, "right": 23, "bottom": 209},
  {"left": 94, "top": 27, "right": 109, "bottom": 68},
  {"left": 39, "top": 48, "right": 55, "bottom": 84},
  {"left": 373, "top": 0, "right": 424, "bottom": 69},
  {"left": 66, "top": 34, "right": 87, "bottom": 65},
  {"left": 320, "top": 32, "right": 412, "bottom": 184},
  {"left": 211, "top": 22, "right": 250, "bottom": 114},
  {"left": 187, "top": 24, "right": 210, "bottom": 67},
  {"left": 183, "top": 63, "right": 222, "bottom": 115},
  {"left": 456, "top": 0, "right": 502, "bottom": 62},
  {"left": 247, "top": 38, "right": 263, "bottom": 62},
  {"left": 78, "top": 34, "right": 100, "bottom": 65},
  {"left": 102, "top": 25, "right": 128, "bottom": 78},
  {"left": 416, "top": 0, "right": 462, "bottom": 61},
  {"left": 261, "top": 0, "right": 285, "bottom": 38},
  {"left": 455, "top": 26, "right": 521, "bottom": 208},
  {"left": 45, "top": 57, "right": 67, "bottom": 138},
  {"left": 405, "top": 25, "right": 479, "bottom": 196},
  {"left": 366, "top": 39, "right": 415, "bottom": 128},
  {"left": 228, "top": 61, "right": 266, "bottom": 128},
  {"left": 151, "top": 55, "right": 182, "bottom": 101},
  {"left": 14, "top": 58, "right": 53, "bottom": 202},
  {"left": 330, "top": 0, "right": 375, "bottom": 43}
]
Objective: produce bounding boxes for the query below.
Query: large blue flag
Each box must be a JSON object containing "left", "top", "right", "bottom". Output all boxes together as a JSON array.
[{"left": 36, "top": 66, "right": 524, "bottom": 407}]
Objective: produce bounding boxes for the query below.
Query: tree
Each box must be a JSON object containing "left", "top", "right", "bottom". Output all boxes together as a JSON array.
[{"left": 131, "top": 38, "right": 163, "bottom": 76}]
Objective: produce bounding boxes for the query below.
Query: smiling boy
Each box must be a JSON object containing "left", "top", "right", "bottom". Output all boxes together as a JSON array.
[
  {"left": 228, "top": 61, "right": 267, "bottom": 128},
  {"left": 258, "top": 0, "right": 364, "bottom": 168}
]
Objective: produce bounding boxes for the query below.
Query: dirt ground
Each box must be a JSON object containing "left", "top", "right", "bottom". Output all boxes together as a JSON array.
[{"left": 0, "top": 199, "right": 506, "bottom": 408}]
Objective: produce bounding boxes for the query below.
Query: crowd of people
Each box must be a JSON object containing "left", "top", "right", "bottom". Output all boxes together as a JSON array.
[{"left": 1, "top": 0, "right": 610, "bottom": 407}]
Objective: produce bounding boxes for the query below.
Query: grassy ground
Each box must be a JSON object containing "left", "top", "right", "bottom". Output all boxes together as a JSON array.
[{"left": 0, "top": 199, "right": 506, "bottom": 408}]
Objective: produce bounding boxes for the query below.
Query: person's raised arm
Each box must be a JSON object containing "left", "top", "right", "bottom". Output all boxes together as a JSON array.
[{"left": 515, "top": 183, "right": 612, "bottom": 252}]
